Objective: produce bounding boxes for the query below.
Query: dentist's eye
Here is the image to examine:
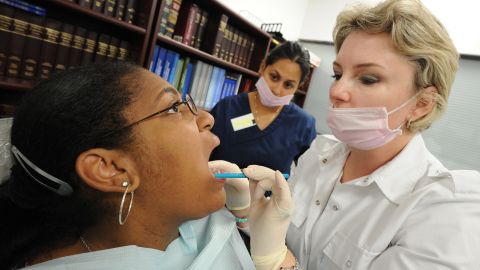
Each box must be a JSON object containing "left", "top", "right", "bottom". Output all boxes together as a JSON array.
[{"left": 360, "top": 76, "right": 379, "bottom": 85}]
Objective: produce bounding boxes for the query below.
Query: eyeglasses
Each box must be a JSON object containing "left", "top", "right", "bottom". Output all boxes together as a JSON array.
[{"left": 113, "top": 93, "right": 198, "bottom": 134}]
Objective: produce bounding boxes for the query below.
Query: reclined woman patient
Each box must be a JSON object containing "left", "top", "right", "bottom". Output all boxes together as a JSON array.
[{"left": 0, "top": 62, "right": 295, "bottom": 270}]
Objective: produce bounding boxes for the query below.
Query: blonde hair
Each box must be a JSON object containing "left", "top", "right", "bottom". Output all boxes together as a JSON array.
[{"left": 333, "top": 0, "right": 459, "bottom": 133}]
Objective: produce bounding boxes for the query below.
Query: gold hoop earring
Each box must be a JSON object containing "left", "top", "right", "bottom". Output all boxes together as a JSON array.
[{"left": 118, "top": 181, "right": 134, "bottom": 225}]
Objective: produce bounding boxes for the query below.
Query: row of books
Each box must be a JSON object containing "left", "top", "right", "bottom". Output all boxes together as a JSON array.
[
  {"left": 158, "top": 0, "right": 207, "bottom": 49},
  {"left": 149, "top": 45, "right": 242, "bottom": 110},
  {"left": 0, "top": 0, "right": 138, "bottom": 24},
  {"left": 69, "top": 0, "right": 138, "bottom": 24},
  {"left": 0, "top": 4, "right": 130, "bottom": 83},
  {"left": 0, "top": 0, "right": 45, "bottom": 16},
  {"left": 157, "top": 0, "right": 255, "bottom": 69}
]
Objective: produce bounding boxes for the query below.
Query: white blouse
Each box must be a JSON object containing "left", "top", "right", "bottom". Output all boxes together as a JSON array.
[{"left": 286, "top": 134, "right": 480, "bottom": 270}]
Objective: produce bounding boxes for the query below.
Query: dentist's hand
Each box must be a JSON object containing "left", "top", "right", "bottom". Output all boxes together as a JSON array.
[
  {"left": 208, "top": 160, "right": 250, "bottom": 217},
  {"left": 243, "top": 165, "right": 294, "bottom": 270}
]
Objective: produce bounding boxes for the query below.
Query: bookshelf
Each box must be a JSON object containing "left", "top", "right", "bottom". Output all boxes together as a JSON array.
[
  {"left": 0, "top": 0, "right": 272, "bottom": 116},
  {"left": 292, "top": 65, "right": 315, "bottom": 108},
  {"left": 146, "top": 0, "right": 271, "bottom": 74},
  {"left": 0, "top": 0, "right": 158, "bottom": 117},
  {"left": 145, "top": 0, "right": 271, "bottom": 109}
]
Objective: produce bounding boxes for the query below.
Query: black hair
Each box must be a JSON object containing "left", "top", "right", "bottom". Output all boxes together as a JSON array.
[
  {"left": 0, "top": 62, "right": 142, "bottom": 269},
  {"left": 265, "top": 41, "right": 311, "bottom": 83}
]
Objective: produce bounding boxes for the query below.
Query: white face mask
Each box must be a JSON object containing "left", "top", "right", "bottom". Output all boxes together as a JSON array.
[
  {"left": 255, "top": 77, "right": 294, "bottom": 107},
  {"left": 326, "top": 93, "right": 419, "bottom": 150}
]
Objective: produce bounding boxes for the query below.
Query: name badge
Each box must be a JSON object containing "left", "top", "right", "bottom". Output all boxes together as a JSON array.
[{"left": 230, "top": 113, "right": 256, "bottom": 131}]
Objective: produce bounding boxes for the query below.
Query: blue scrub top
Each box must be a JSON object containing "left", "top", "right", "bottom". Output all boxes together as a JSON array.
[{"left": 210, "top": 93, "right": 316, "bottom": 174}]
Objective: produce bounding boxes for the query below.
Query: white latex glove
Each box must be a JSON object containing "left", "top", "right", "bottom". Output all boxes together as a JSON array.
[
  {"left": 208, "top": 160, "right": 250, "bottom": 212},
  {"left": 243, "top": 165, "right": 294, "bottom": 270}
]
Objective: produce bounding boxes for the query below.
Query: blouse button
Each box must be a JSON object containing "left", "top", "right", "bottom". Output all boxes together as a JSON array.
[
  {"left": 332, "top": 204, "right": 339, "bottom": 211},
  {"left": 363, "top": 177, "right": 369, "bottom": 183},
  {"left": 315, "top": 200, "right": 321, "bottom": 206},
  {"left": 345, "top": 260, "right": 353, "bottom": 268},
  {"left": 322, "top": 158, "right": 328, "bottom": 164}
]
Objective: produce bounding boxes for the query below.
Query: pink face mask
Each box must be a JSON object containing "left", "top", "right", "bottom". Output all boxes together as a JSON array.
[
  {"left": 256, "top": 77, "right": 294, "bottom": 107},
  {"left": 326, "top": 94, "right": 419, "bottom": 150}
]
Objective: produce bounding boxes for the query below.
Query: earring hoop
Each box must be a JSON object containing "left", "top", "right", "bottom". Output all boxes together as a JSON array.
[
  {"left": 407, "top": 119, "right": 413, "bottom": 129},
  {"left": 118, "top": 181, "right": 134, "bottom": 225}
]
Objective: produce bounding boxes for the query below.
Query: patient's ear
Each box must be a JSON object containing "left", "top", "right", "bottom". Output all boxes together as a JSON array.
[{"left": 75, "top": 149, "right": 140, "bottom": 193}]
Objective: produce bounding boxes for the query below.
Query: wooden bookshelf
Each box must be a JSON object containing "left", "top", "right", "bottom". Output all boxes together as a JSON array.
[
  {"left": 0, "top": 0, "right": 159, "bottom": 116},
  {"left": 146, "top": 0, "right": 271, "bottom": 79},
  {"left": 156, "top": 35, "right": 259, "bottom": 77},
  {"left": 0, "top": 0, "right": 273, "bottom": 116},
  {"left": 293, "top": 65, "right": 316, "bottom": 108}
]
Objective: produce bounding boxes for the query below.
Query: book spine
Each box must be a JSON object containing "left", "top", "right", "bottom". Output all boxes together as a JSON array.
[
  {"left": 176, "top": 56, "right": 189, "bottom": 90},
  {"left": 78, "top": 0, "right": 93, "bottom": 9},
  {"left": 182, "top": 3, "right": 198, "bottom": 46},
  {"left": 106, "top": 37, "right": 119, "bottom": 61},
  {"left": 123, "top": 0, "right": 136, "bottom": 24},
  {"left": 94, "top": 33, "right": 110, "bottom": 63},
  {"left": 158, "top": 0, "right": 171, "bottom": 37},
  {"left": 54, "top": 23, "right": 74, "bottom": 72},
  {"left": 103, "top": 0, "right": 116, "bottom": 17},
  {"left": 114, "top": 0, "right": 126, "bottom": 21},
  {"left": 38, "top": 19, "right": 62, "bottom": 80},
  {"left": 154, "top": 47, "right": 167, "bottom": 76},
  {"left": 5, "top": 10, "right": 29, "bottom": 81},
  {"left": 68, "top": 26, "right": 87, "bottom": 68},
  {"left": 92, "top": 0, "right": 106, "bottom": 12},
  {"left": 0, "top": 5, "right": 15, "bottom": 78},
  {"left": 189, "top": 6, "right": 201, "bottom": 47},
  {"left": 116, "top": 40, "right": 129, "bottom": 61},
  {"left": 246, "top": 38, "right": 255, "bottom": 68},
  {"left": 212, "top": 14, "right": 228, "bottom": 57},
  {"left": 0, "top": 0, "right": 46, "bottom": 16},
  {"left": 221, "top": 25, "right": 231, "bottom": 61},
  {"left": 219, "top": 24, "right": 227, "bottom": 60},
  {"left": 181, "top": 62, "right": 194, "bottom": 97},
  {"left": 193, "top": 9, "right": 207, "bottom": 49},
  {"left": 231, "top": 28, "right": 239, "bottom": 64},
  {"left": 21, "top": 13, "right": 44, "bottom": 81},
  {"left": 80, "top": 31, "right": 98, "bottom": 65},
  {"left": 165, "top": 0, "right": 180, "bottom": 39},
  {"left": 149, "top": 45, "right": 159, "bottom": 71},
  {"left": 240, "top": 33, "right": 249, "bottom": 67}
]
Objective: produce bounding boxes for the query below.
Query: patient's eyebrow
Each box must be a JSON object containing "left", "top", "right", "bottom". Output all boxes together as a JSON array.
[{"left": 154, "top": 87, "right": 180, "bottom": 104}]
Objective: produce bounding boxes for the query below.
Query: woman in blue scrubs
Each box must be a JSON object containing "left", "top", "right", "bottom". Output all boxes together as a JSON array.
[{"left": 209, "top": 41, "right": 317, "bottom": 174}]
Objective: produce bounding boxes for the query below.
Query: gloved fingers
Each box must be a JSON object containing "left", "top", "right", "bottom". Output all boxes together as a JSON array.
[
  {"left": 272, "top": 170, "right": 294, "bottom": 217},
  {"left": 225, "top": 177, "right": 249, "bottom": 191},
  {"left": 252, "top": 178, "right": 275, "bottom": 201},
  {"left": 243, "top": 165, "right": 275, "bottom": 182}
]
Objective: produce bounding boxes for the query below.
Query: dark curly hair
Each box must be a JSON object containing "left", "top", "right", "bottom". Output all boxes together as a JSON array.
[{"left": 0, "top": 62, "right": 143, "bottom": 269}]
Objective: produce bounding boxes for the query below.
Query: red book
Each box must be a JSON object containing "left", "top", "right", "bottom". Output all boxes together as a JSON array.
[{"left": 173, "top": 2, "right": 198, "bottom": 46}]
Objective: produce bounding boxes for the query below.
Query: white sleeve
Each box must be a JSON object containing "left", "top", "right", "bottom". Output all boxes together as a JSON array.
[{"left": 370, "top": 171, "right": 480, "bottom": 270}]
